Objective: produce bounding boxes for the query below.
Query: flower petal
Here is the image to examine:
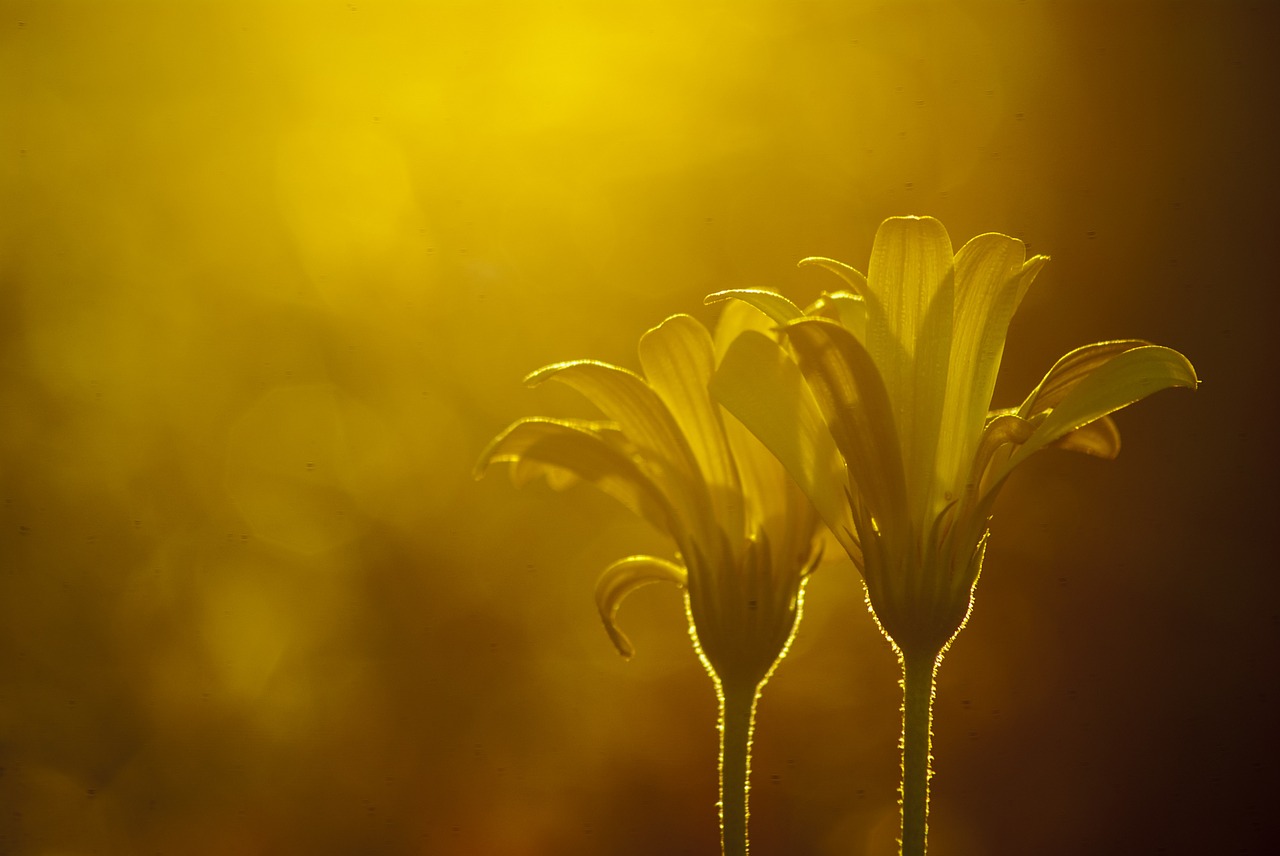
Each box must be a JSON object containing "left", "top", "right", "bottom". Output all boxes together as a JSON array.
[
  {"left": 798, "top": 256, "right": 870, "bottom": 296},
  {"left": 968, "top": 412, "right": 1036, "bottom": 498},
  {"left": 704, "top": 288, "right": 804, "bottom": 326},
  {"left": 808, "top": 291, "right": 869, "bottom": 341},
  {"left": 711, "top": 297, "right": 778, "bottom": 362},
  {"left": 595, "top": 555, "right": 687, "bottom": 658},
  {"left": 639, "top": 315, "right": 743, "bottom": 541},
  {"left": 935, "top": 234, "right": 1042, "bottom": 509},
  {"left": 526, "top": 359, "right": 714, "bottom": 544},
  {"left": 1004, "top": 344, "right": 1198, "bottom": 473},
  {"left": 709, "top": 328, "right": 855, "bottom": 558},
  {"left": 476, "top": 417, "right": 676, "bottom": 533},
  {"left": 780, "top": 317, "right": 909, "bottom": 539},
  {"left": 710, "top": 302, "right": 829, "bottom": 563},
  {"left": 1016, "top": 339, "right": 1149, "bottom": 417},
  {"left": 963, "top": 413, "right": 1120, "bottom": 553},
  {"left": 1052, "top": 414, "right": 1121, "bottom": 459},
  {"left": 865, "top": 216, "right": 955, "bottom": 527},
  {"left": 828, "top": 293, "right": 868, "bottom": 340}
]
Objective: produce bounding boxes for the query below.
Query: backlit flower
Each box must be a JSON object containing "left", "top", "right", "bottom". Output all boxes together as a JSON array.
[
  {"left": 708, "top": 215, "right": 1197, "bottom": 855},
  {"left": 477, "top": 307, "right": 829, "bottom": 856}
]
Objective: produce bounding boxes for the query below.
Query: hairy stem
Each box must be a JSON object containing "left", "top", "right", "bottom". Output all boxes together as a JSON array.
[
  {"left": 719, "top": 678, "right": 760, "bottom": 856},
  {"left": 899, "top": 647, "right": 940, "bottom": 856}
]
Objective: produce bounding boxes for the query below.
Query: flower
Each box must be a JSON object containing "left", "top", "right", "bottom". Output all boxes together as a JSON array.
[
  {"left": 707, "top": 215, "right": 1197, "bottom": 854},
  {"left": 711, "top": 215, "right": 1197, "bottom": 656},
  {"left": 477, "top": 307, "right": 829, "bottom": 856}
]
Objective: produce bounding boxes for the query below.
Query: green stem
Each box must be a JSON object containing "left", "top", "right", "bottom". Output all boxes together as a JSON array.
[
  {"left": 899, "top": 648, "right": 940, "bottom": 856},
  {"left": 718, "top": 679, "right": 760, "bottom": 856}
]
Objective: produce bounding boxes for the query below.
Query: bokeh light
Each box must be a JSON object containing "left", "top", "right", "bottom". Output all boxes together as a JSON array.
[{"left": 2, "top": 1, "right": 1275, "bottom": 854}]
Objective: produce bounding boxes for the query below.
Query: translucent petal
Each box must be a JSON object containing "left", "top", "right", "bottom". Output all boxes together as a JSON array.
[
  {"left": 935, "top": 233, "right": 1030, "bottom": 507},
  {"left": 1012, "top": 252, "right": 1048, "bottom": 313},
  {"left": 799, "top": 259, "right": 880, "bottom": 354},
  {"left": 710, "top": 329, "right": 855, "bottom": 558},
  {"left": 826, "top": 292, "right": 868, "bottom": 340},
  {"left": 801, "top": 255, "right": 899, "bottom": 386},
  {"left": 526, "top": 359, "right": 713, "bottom": 542},
  {"left": 780, "top": 318, "right": 909, "bottom": 541},
  {"left": 968, "top": 412, "right": 1036, "bottom": 499},
  {"left": 1004, "top": 344, "right": 1198, "bottom": 474},
  {"left": 710, "top": 302, "right": 799, "bottom": 537},
  {"left": 639, "top": 315, "right": 743, "bottom": 542},
  {"left": 526, "top": 361, "right": 695, "bottom": 475},
  {"left": 1051, "top": 414, "right": 1121, "bottom": 459},
  {"left": 1016, "top": 339, "right": 1149, "bottom": 417},
  {"left": 711, "top": 298, "right": 778, "bottom": 363},
  {"left": 704, "top": 288, "right": 804, "bottom": 326},
  {"left": 865, "top": 216, "right": 955, "bottom": 527},
  {"left": 808, "top": 291, "right": 869, "bottom": 341},
  {"left": 595, "top": 555, "right": 687, "bottom": 658},
  {"left": 721, "top": 408, "right": 786, "bottom": 536},
  {"left": 798, "top": 256, "right": 870, "bottom": 296},
  {"left": 476, "top": 417, "right": 676, "bottom": 533}
]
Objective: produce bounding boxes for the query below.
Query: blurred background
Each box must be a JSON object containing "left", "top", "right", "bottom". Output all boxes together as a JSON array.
[{"left": 1, "top": 1, "right": 1275, "bottom": 853}]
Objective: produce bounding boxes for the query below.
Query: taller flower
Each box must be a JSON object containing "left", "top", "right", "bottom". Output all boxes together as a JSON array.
[
  {"left": 708, "top": 216, "right": 1197, "bottom": 855},
  {"left": 477, "top": 307, "right": 830, "bottom": 856}
]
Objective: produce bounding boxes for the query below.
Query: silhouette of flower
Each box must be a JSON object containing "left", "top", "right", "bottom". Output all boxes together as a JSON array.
[
  {"left": 478, "top": 307, "right": 830, "bottom": 856},
  {"left": 709, "top": 215, "right": 1197, "bottom": 855}
]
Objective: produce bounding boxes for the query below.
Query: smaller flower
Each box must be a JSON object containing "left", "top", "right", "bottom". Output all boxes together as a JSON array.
[{"left": 477, "top": 307, "right": 829, "bottom": 856}]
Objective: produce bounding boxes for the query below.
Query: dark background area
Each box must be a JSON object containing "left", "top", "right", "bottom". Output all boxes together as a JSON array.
[{"left": 1, "top": 1, "right": 1275, "bottom": 853}]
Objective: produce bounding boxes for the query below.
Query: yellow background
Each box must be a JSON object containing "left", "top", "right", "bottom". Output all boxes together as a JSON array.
[{"left": 1, "top": 1, "right": 1273, "bottom": 853}]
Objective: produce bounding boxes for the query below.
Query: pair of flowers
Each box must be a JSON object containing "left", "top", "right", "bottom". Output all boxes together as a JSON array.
[{"left": 478, "top": 216, "right": 1196, "bottom": 855}]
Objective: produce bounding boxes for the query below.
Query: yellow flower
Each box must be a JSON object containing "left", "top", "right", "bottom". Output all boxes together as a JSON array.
[
  {"left": 477, "top": 308, "right": 827, "bottom": 856},
  {"left": 708, "top": 215, "right": 1197, "bottom": 855}
]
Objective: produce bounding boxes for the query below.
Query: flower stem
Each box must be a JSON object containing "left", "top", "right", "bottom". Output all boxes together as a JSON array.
[
  {"left": 718, "top": 678, "right": 760, "bottom": 856},
  {"left": 899, "top": 647, "right": 940, "bottom": 856}
]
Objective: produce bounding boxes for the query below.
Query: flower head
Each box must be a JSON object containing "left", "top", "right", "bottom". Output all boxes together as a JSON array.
[
  {"left": 477, "top": 307, "right": 827, "bottom": 689},
  {"left": 710, "top": 216, "right": 1198, "bottom": 659},
  {"left": 479, "top": 307, "right": 834, "bottom": 855}
]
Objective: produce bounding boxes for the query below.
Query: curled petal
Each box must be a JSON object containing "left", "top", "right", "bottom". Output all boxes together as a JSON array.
[
  {"left": 595, "top": 555, "right": 687, "bottom": 658},
  {"left": 798, "top": 256, "right": 870, "bottom": 297},
  {"left": 1017, "top": 340, "right": 1150, "bottom": 417},
  {"left": 525, "top": 360, "right": 695, "bottom": 475},
  {"left": 476, "top": 417, "right": 675, "bottom": 533},
  {"left": 969, "top": 412, "right": 1036, "bottom": 496},
  {"left": 1052, "top": 414, "right": 1121, "bottom": 459},
  {"left": 1012, "top": 252, "right": 1049, "bottom": 313},
  {"left": 1005, "top": 344, "right": 1198, "bottom": 474},
  {"left": 704, "top": 288, "right": 804, "bottom": 326},
  {"left": 526, "top": 359, "right": 713, "bottom": 542}
]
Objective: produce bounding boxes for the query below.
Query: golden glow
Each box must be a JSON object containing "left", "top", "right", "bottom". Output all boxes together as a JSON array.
[{"left": 0, "top": 2, "right": 1240, "bottom": 854}]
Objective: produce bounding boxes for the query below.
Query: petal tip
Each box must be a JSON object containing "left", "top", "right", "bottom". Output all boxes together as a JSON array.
[
  {"left": 595, "top": 556, "right": 687, "bottom": 662},
  {"left": 521, "top": 365, "right": 556, "bottom": 387},
  {"left": 604, "top": 627, "right": 636, "bottom": 660},
  {"left": 522, "top": 359, "right": 615, "bottom": 387},
  {"left": 473, "top": 428, "right": 512, "bottom": 479}
]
